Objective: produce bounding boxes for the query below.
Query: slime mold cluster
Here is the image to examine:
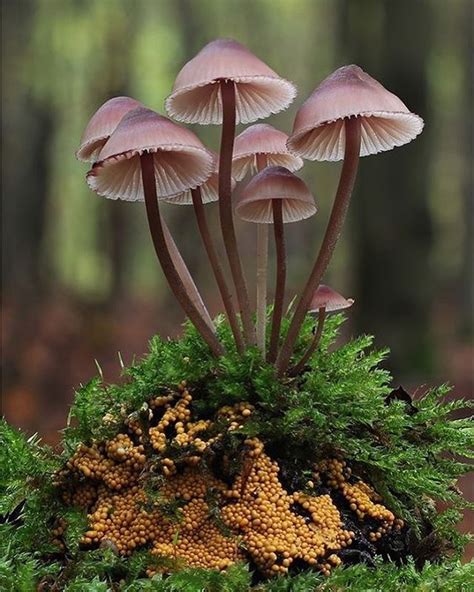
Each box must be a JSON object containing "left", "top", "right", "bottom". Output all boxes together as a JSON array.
[{"left": 56, "top": 383, "right": 405, "bottom": 579}]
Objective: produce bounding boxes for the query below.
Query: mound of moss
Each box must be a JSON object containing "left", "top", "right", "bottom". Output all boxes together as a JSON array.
[{"left": 1, "top": 315, "right": 472, "bottom": 591}]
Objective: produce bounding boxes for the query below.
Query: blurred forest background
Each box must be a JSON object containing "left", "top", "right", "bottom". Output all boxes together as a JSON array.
[{"left": 1, "top": 0, "right": 472, "bottom": 546}]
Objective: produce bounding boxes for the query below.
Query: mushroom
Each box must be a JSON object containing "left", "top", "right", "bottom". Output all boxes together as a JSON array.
[
  {"left": 232, "top": 124, "right": 303, "bottom": 181},
  {"left": 232, "top": 124, "right": 303, "bottom": 355},
  {"left": 87, "top": 106, "right": 224, "bottom": 357},
  {"left": 236, "top": 166, "right": 317, "bottom": 361},
  {"left": 163, "top": 161, "right": 244, "bottom": 353},
  {"left": 77, "top": 98, "right": 212, "bottom": 351},
  {"left": 277, "top": 65, "right": 424, "bottom": 375},
  {"left": 76, "top": 96, "right": 142, "bottom": 163},
  {"left": 289, "top": 285, "right": 354, "bottom": 376},
  {"left": 166, "top": 39, "right": 296, "bottom": 347}
]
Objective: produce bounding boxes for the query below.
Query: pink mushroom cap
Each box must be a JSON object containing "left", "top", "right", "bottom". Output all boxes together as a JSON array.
[
  {"left": 76, "top": 96, "right": 142, "bottom": 162},
  {"left": 165, "top": 38, "right": 296, "bottom": 125},
  {"left": 288, "top": 65, "right": 424, "bottom": 161},
  {"left": 236, "top": 165, "right": 317, "bottom": 224},
  {"left": 86, "top": 107, "right": 215, "bottom": 201},
  {"left": 309, "top": 284, "right": 354, "bottom": 313},
  {"left": 232, "top": 124, "right": 303, "bottom": 181}
]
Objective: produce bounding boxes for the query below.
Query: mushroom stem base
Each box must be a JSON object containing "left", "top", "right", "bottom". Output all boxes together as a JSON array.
[{"left": 289, "top": 307, "right": 327, "bottom": 376}]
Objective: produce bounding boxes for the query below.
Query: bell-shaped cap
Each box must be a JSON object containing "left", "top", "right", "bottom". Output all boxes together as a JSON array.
[
  {"left": 87, "top": 107, "right": 215, "bottom": 201},
  {"left": 163, "top": 153, "right": 236, "bottom": 206},
  {"left": 288, "top": 65, "right": 424, "bottom": 161},
  {"left": 76, "top": 96, "right": 142, "bottom": 162},
  {"left": 165, "top": 38, "right": 296, "bottom": 125},
  {"left": 236, "top": 166, "right": 317, "bottom": 224},
  {"left": 232, "top": 124, "right": 303, "bottom": 181},
  {"left": 309, "top": 285, "right": 354, "bottom": 313}
]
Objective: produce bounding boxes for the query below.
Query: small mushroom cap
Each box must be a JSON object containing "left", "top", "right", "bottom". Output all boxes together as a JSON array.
[
  {"left": 163, "top": 152, "right": 236, "bottom": 205},
  {"left": 232, "top": 124, "right": 303, "bottom": 181},
  {"left": 288, "top": 65, "right": 424, "bottom": 161},
  {"left": 76, "top": 96, "right": 142, "bottom": 162},
  {"left": 165, "top": 38, "right": 296, "bottom": 125},
  {"left": 87, "top": 107, "right": 215, "bottom": 201},
  {"left": 236, "top": 165, "right": 317, "bottom": 224},
  {"left": 309, "top": 284, "right": 354, "bottom": 313}
]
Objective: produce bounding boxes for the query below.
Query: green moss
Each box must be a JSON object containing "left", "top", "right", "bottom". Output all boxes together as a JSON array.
[
  {"left": 1, "top": 556, "right": 473, "bottom": 591},
  {"left": 1, "top": 314, "right": 472, "bottom": 590}
]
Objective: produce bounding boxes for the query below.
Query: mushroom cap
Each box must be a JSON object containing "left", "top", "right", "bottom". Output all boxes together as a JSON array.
[
  {"left": 76, "top": 96, "right": 142, "bottom": 162},
  {"left": 288, "top": 65, "right": 424, "bottom": 161},
  {"left": 162, "top": 173, "right": 219, "bottom": 205},
  {"left": 235, "top": 165, "right": 317, "bottom": 224},
  {"left": 87, "top": 107, "right": 215, "bottom": 201},
  {"left": 163, "top": 152, "right": 236, "bottom": 205},
  {"left": 165, "top": 38, "right": 296, "bottom": 125},
  {"left": 232, "top": 124, "right": 304, "bottom": 181},
  {"left": 309, "top": 284, "right": 354, "bottom": 313}
]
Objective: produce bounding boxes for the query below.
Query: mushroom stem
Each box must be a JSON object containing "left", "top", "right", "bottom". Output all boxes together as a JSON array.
[
  {"left": 276, "top": 118, "right": 361, "bottom": 376},
  {"left": 219, "top": 80, "right": 256, "bottom": 347},
  {"left": 256, "top": 223, "right": 268, "bottom": 355},
  {"left": 255, "top": 153, "right": 268, "bottom": 356},
  {"left": 191, "top": 187, "right": 244, "bottom": 354},
  {"left": 288, "top": 307, "right": 326, "bottom": 376},
  {"left": 268, "top": 199, "right": 286, "bottom": 363},
  {"left": 162, "top": 222, "right": 215, "bottom": 333},
  {"left": 140, "top": 152, "right": 224, "bottom": 357}
]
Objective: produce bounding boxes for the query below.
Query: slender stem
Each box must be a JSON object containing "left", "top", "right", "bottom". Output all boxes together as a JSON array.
[
  {"left": 289, "top": 307, "right": 326, "bottom": 376},
  {"left": 140, "top": 152, "right": 224, "bottom": 357},
  {"left": 191, "top": 187, "right": 244, "bottom": 353},
  {"left": 276, "top": 118, "right": 361, "bottom": 376},
  {"left": 268, "top": 199, "right": 286, "bottom": 362},
  {"left": 219, "top": 80, "right": 256, "bottom": 346},
  {"left": 256, "top": 223, "right": 268, "bottom": 354},
  {"left": 255, "top": 153, "right": 268, "bottom": 356},
  {"left": 162, "top": 221, "right": 215, "bottom": 332}
]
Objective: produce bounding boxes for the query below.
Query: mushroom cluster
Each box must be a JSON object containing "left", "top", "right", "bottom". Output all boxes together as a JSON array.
[
  {"left": 77, "top": 38, "right": 423, "bottom": 375},
  {"left": 57, "top": 384, "right": 404, "bottom": 578}
]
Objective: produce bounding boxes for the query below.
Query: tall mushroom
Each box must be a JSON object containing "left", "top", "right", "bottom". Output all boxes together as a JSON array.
[
  {"left": 236, "top": 166, "right": 317, "bottom": 361},
  {"left": 87, "top": 106, "right": 224, "bottom": 357},
  {"left": 276, "top": 65, "right": 424, "bottom": 375},
  {"left": 289, "top": 285, "right": 354, "bottom": 376},
  {"left": 163, "top": 161, "right": 244, "bottom": 353},
  {"left": 76, "top": 97, "right": 212, "bottom": 343},
  {"left": 232, "top": 124, "right": 303, "bottom": 354},
  {"left": 166, "top": 38, "right": 296, "bottom": 347}
]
